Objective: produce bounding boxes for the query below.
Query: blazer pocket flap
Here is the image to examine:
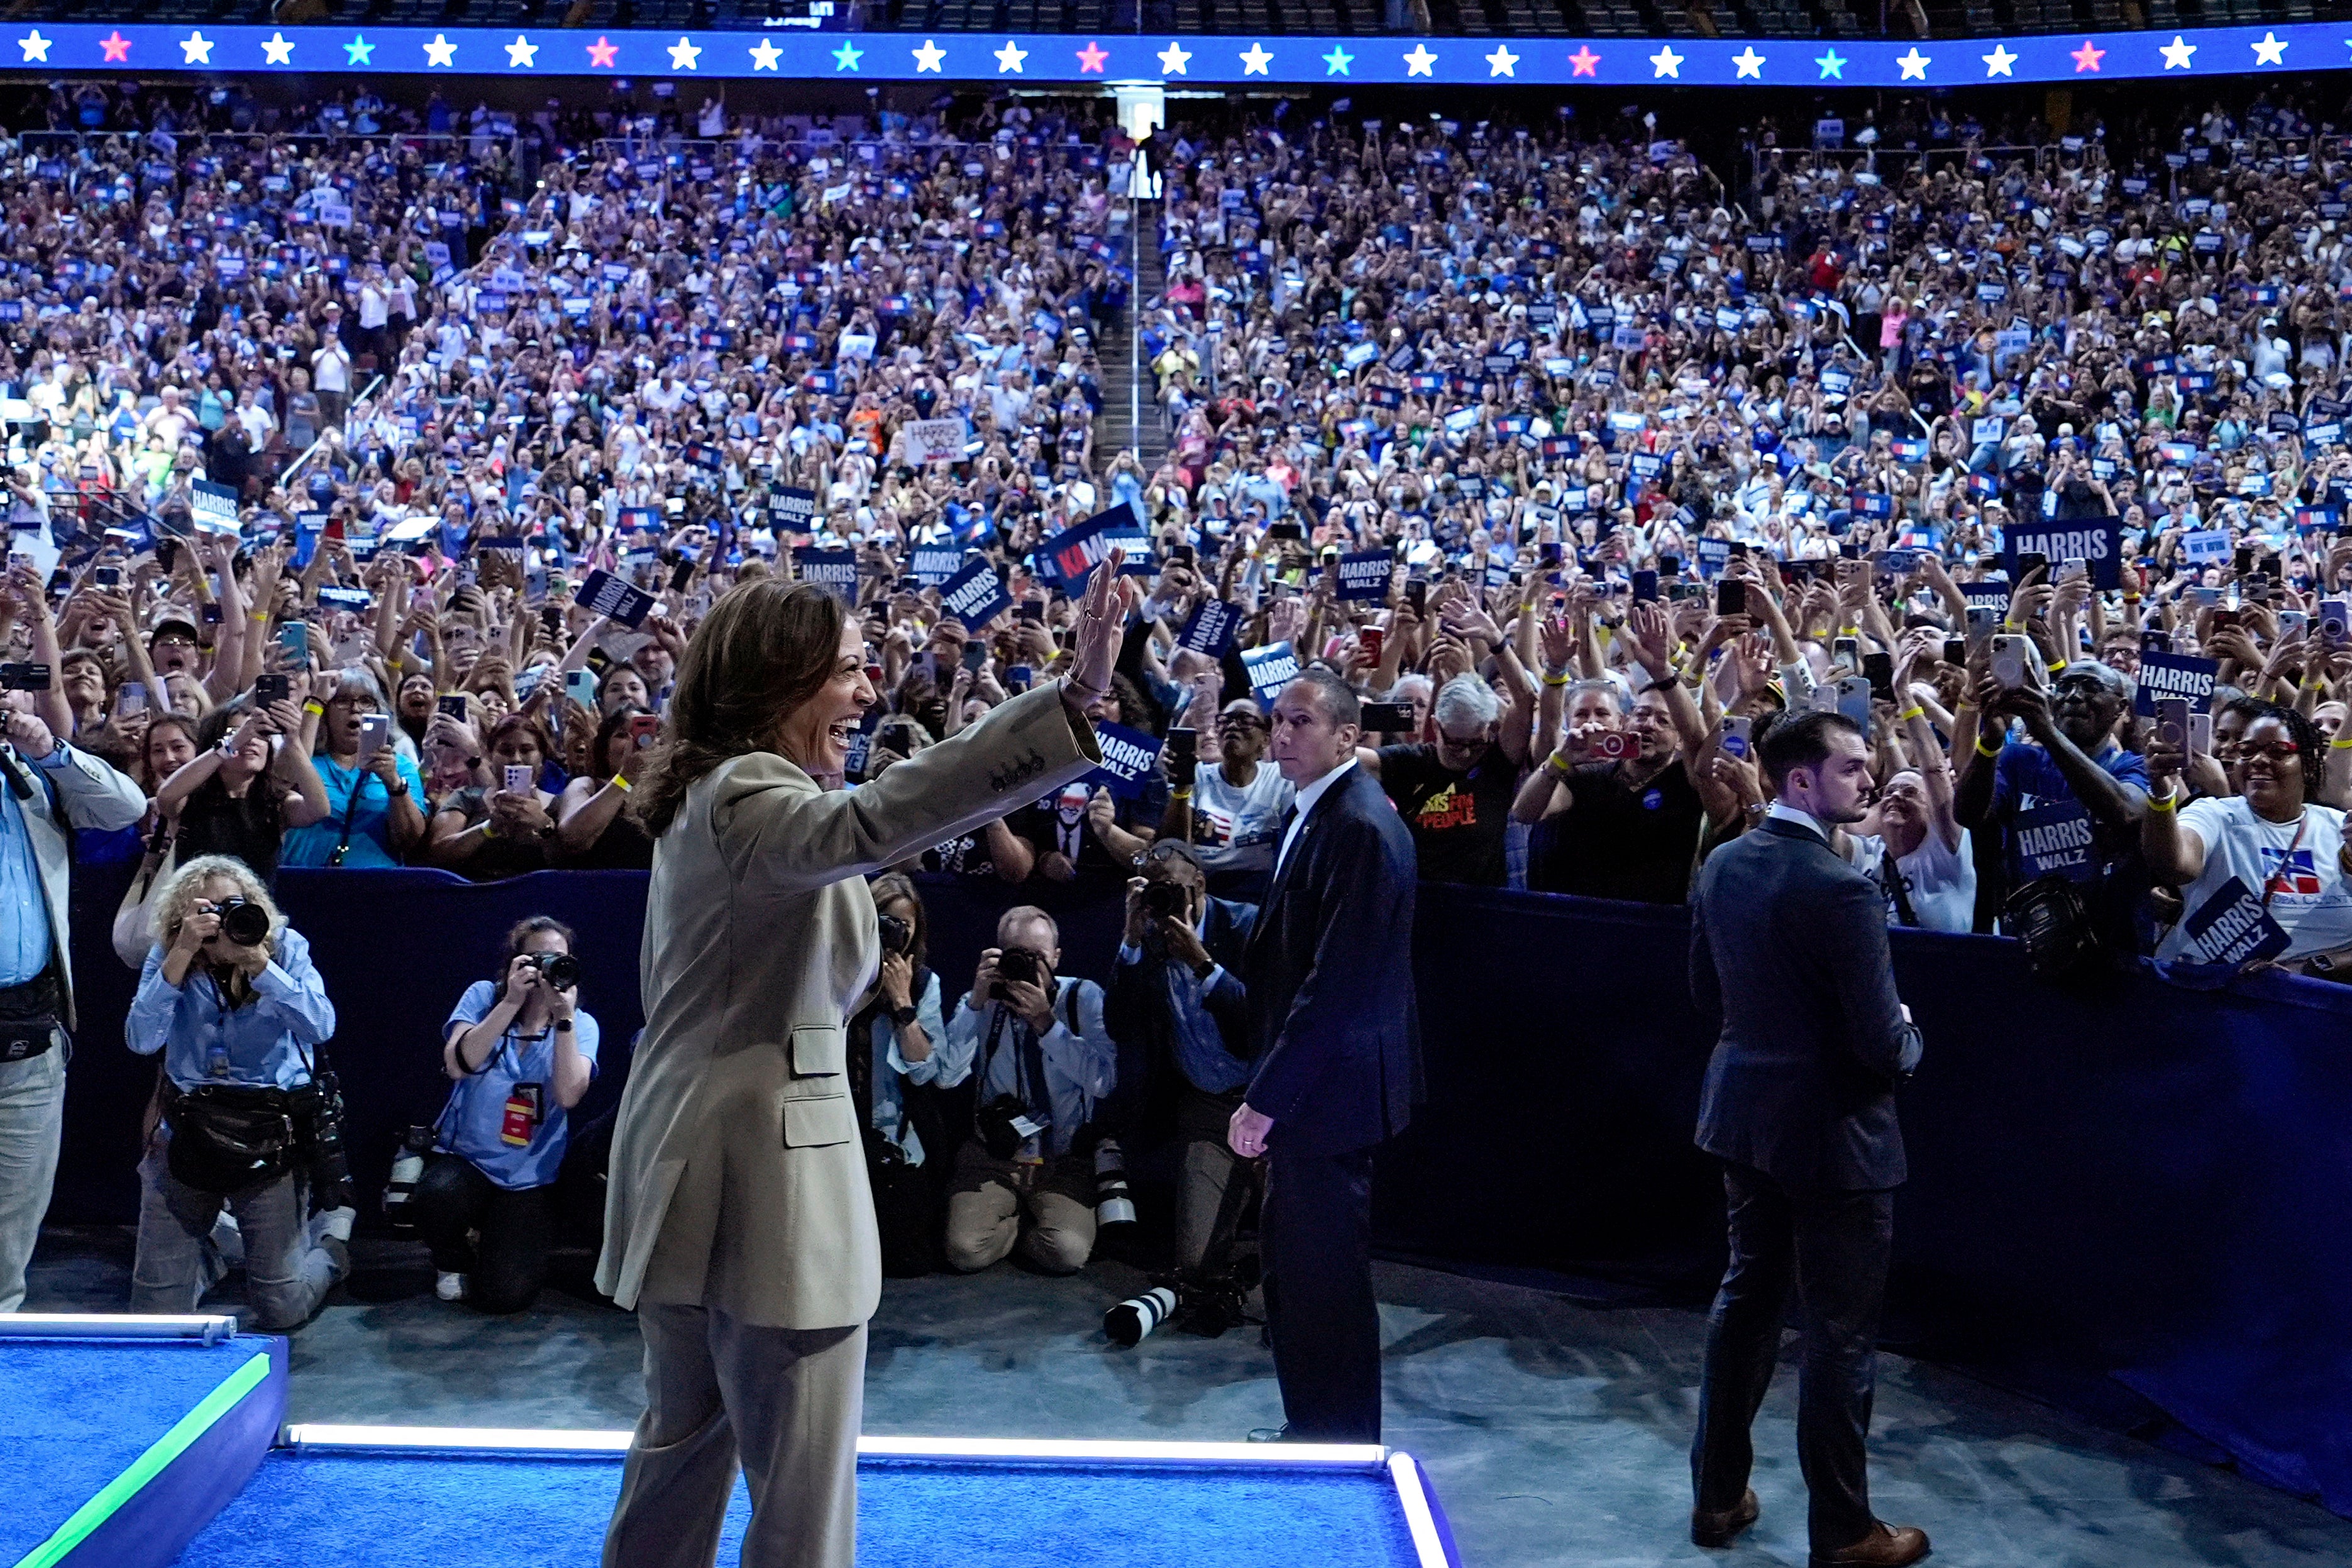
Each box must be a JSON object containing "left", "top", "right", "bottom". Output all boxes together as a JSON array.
[
  {"left": 783, "top": 1095, "right": 854, "bottom": 1149},
  {"left": 790, "top": 1024, "right": 845, "bottom": 1078}
]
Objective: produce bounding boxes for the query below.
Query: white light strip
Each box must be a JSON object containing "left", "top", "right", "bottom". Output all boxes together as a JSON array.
[
  {"left": 285, "top": 1425, "right": 1387, "bottom": 1471},
  {"left": 0, "top": 1312, "right": 240, "bottom": 1345},
  {"left": 1388, "top": 1452, "right": 1454, "bottom": 1568}
]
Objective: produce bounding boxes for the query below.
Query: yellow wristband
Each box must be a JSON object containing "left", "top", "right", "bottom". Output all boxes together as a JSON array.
[
  {"left": 302, "top": 700, "right": 324, "bottom": 717},
  {"left": 1975, "top": 737, "right": 2002, "bottom": 759},
  {"left": 2002, "top": 620, "right": 2023, "bottom": 634},
  {"left": 482, "top": 821, "right": 499, "bottom": 839},
  {"left": 610, "top": 775, "right": 632, "bottom": 793},
  {"left": 2149, "top": 787, "right": 2180, "bottom": 812},
  {"left": 248, "top": 611, "right": 270, "bottom": 624},
  {"left": 1839, "top": 625, "right": 1858, "bottom": 636},
  {"left": 1542, "top": 670, "right": 1573, "bottom": 687},
  {"left": 2046, "top": 660, "right": 2067, "bottom": 675},
  {"left": 1898, "top": 706, "right": 1925, "bottom": 723},
  {"left": 2331, "top": 736, "right": 2352, "bottom": 751}
]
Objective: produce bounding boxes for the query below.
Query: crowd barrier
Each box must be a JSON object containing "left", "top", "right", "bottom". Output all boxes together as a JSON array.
[{"left": 48, "top": 863, "right": 2352, "bottom": 1518}]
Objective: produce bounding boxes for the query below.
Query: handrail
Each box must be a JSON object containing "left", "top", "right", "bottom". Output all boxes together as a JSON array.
[{"left": 279, "top": 373, "right": 382, "bottom": 492}]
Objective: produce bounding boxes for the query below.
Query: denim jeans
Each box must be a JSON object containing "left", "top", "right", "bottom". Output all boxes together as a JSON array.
[
  {"left": 0, "top": 1042, "right": 64, "bottom": 1312},
  {"left": 131, "top": 1134, "right": 345, "bottom": 1330}
]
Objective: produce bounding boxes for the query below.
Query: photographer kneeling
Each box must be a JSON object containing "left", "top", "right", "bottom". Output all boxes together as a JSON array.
[
  {"left": 411, "top": 918, "right": 600, "bottom": 1312},
  {"left": 128, "top": 856, "right": 347, "bottom": 1330},
  {"left": 1103, "top": 841, "right": 1256, "bottom": 1269},
  {"left": 936, "top": 906, "right": 1117, "bottom": 1275}
]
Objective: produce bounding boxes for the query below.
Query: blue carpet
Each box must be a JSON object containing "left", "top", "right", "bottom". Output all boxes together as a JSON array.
[
  {"left": 177, "top": 1452, "right": 1423, "bottom": 1568},
  {"left": 0, "top": 1337, "right": 264, "bottom": 1565}
]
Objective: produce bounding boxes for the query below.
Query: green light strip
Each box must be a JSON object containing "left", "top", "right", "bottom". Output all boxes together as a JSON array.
[{"left": 12, "top": 1349, "right": 273, "bottom": 1568}]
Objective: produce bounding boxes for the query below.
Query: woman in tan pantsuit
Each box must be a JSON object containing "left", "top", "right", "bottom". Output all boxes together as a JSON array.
[{"left": 599, "top": 554, "right": 1134, "bottom": 1568}]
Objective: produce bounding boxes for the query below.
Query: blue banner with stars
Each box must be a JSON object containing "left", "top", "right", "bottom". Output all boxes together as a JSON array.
[{"left": 0, "top": 21, "right": 2333, "bottom": 84}]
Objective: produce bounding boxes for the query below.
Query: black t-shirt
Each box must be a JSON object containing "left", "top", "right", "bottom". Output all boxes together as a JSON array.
[
  {"left": 175, "top": 776, "right": 286, "bottom": 883},
  {"left": 1376, "top": 743, "right": 1517, "bottom": 888},
  {"left": 1528, "top": 759, "right": 1705, "bottom": 904}
]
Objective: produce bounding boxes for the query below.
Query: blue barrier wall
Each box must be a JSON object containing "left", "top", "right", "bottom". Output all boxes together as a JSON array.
[{"left": 48, "top": 864, "right": 2352, "bottom": 1516}]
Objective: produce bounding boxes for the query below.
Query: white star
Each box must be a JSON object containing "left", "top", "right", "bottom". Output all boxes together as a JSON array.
[
  {"left": 505, "top": 33, "right": 538, "bottom": 68},
  {"left": 1482, "top": 43, "right": 1517, "bottom": 76},
  {"left": 993, "top": 38, "right": 1025, "bottom": 72},
  {"left": 1157, "top": 40, "right": 1190, "bottom": 74},
  {"left": 1816, "top": 47, "right": 1846, "bottom": 79},
  {"left": 1648, "top": 44, "right": 1682, "bottom": 79},
  {"left": 1897, "top": 47, "right": 1930, "bottom": 80},
  {"left": 912, "top": 38, "right": 945, "bottom": 72},
  {"left": 261, "top": 31, "right": 295, "bottom": 63},
  {"left": 668, "top": 35, "right": 702, "bottom": 70},
  {"left": 2252, "top": 31, "right": 2287, "bottom": 65},
  {"left": 1403, "top": 43, "right": 1437, "bottom": 76},
  {"left": 16, "top": 30, "right": 48, "bottom": 63},
  {"left": 179, "top": 31, "right": 213, "bottom": 65},
  {"left": 1982, "top": 43, "right": 2016, "bottom": 76},
  {"left": 1731, "top": 46, "right": 1764, "bottom": 79},
  {"left": 1240, "top": 41, "right": 1273, "bottom": 75},
  {"left": 2160, "top": 33, "right": 2195, "bottom": 69},
  {"left": 750, "top": 37, "right": 781, "bottom": 69},
  {"left": 422, "top": 33, "right": 456, "bottom": 67}
]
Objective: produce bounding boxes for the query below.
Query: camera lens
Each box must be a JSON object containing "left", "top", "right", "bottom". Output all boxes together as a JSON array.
[
  {"left": 536, "top": 952, "right": 582, "bottom": 990},
  {"left": 218, "top": 897, "right": 270, "bottom": 947}
]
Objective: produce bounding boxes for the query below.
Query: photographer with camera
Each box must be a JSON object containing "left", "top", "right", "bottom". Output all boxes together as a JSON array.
[
  {"left": 0, "top": 695, "right": 146, "bottom": 1311},
  {"left": 936, "top": 905, "right": 1118, "bottom": 1276},
  {"left": 1103, "top": 841, "right": 1257, "bottom": 1270},
  {"left": 126, "top": 856, "right": 349, "bottom": 1330},
  {"left": 846, "top": 875, "right": 951, "bottom": 1276},
  {"left": 409, "top": 917, "right": 600, "bottom": 1313}
]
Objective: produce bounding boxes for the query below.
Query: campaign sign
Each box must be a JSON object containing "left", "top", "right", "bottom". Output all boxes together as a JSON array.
[
  {"left": 797, "top": 548, "right": 860, "bottom": 605},
  {"left": 2179, "top": 876, "right": 2292, "bottom": 969},
  {"left": 1333, "top": 550, "right": 1393, "bottom": 602},
  {"left": 190, "top": 478, "right": 240, "bottom": 534},
  {"left": 939, "top": 558, "right": 1012, "bottom": 631},
  {"left": 1962, "top": 582, "right": 2014, "bottom": 612},
  {"left": 2180, "top": 529, "right": 2232, "bottom": 565},
  {"left": 911, "top": 545, "right": 966, "bottom": 587},
  {"left": 1085, "top": 720, "right": 1164, "bottom": 801},
  {"left": 902, "top": 417, "right": 970, "bottom": 465},
  {"left": 1044, "top": 500, "right": 1151, "bottom": 582},
  {"left": 1242, "top": 639, "right": 1302, "bottom": 706},
  {"left": 771, "top": 487, "right": 817, "bottom": 534},
  {"left": 1179, "top": 599, "right": 1245, "bottom": 659},
  {"left": 2004, "top": 517, "right": 2121, "bottom": 589},
  {"left": 1695, "top": 538, "right": 1731, "bottom": 578},
  {"left": 2011, "top": 798, "right": 2099, "bottom": 883},
  {"left": 577, "top": 568, "right": 657, "bottom": 630},
  {"left": 2133, "top": 652, "right": 2220, "bottom": 717}
]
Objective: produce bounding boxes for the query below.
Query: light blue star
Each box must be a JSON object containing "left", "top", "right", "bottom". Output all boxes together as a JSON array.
[
  {"left": 832, "top": 40, "right": 861, "bottom": 70},
  {"left": 1323, "top": 44, "right": 1352, "bottom": 75},
  {"left": 345, "top": 33, "right": 373, "bottom": 65},
  {"left": 1814, "top": 47, "right": 1846, "bottom": 79}
]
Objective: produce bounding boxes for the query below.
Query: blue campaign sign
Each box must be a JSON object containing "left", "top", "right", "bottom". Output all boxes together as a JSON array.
[
  {"left": 20, "top": 23, "right": 2349, "bottom": 88},
  {"left": 1085, "top": 719, "right": 1164, "bottom": 801},
  {"left": 939, "top": 557, "right": 1013, "bottom": 631},
  {"left": 910, "top": 545, "right": 966, "bottom": 587},
  {"left": 1694, "top": 538, "right": 1731, "bottom": 578},
  {"left": 1042, "top": 500, "right": 1151, "bottom": 584},
  {"left": 2133, "top": 651, "right": 2221, "bottom": 716},
  {"left": 1333, "top": 549, "right": 1394, "bottom": 602},
  {"left": 1241, "top": 639, "right": 1303, "bottom": 706},
  {"left": 2003, "top": 517, "right": 2122, "bottom": 590},
  {"left": 2178, "top": 876, "right": 2292, "bottom": 971},
  {"left": 795, "top": 547, "right": 859, "bottom": 604},
  {"left": 1179, "top": 599, "right": 1245, "bottom": 659}
]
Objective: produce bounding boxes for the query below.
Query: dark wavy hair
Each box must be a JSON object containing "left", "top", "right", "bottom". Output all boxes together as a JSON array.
[{"left": 636, "top": 578, "right": 847, "bottom": 837}]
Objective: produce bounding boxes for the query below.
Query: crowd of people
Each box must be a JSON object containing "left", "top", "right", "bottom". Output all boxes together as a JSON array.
[{"left": 3, "top": 71, "right": 2352, "bottom": 1325}]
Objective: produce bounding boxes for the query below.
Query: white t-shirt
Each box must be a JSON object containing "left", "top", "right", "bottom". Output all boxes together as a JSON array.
[
  {"left": 1845, "top": 827, "right": 1978, "bottom": 934},
  {"left": 2158, "top": 797, "right": 2352, "bottom": 961},
  {"left": 1190, "top": 758, "right": 1295, "bottom": 876}
]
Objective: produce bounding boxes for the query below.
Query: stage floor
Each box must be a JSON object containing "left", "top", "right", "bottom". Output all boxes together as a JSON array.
[{"left": 28, "top": 1227, "right": 2352, "bottom": 1568}]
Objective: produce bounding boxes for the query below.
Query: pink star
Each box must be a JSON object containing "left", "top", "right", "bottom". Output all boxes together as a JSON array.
[
  {"left": 2071, "top": 38, "right": 2104, "bottom": 72},
  {"left": 1569, "top": 45, "right": 1600, "bottom": 77},
  {"left": 587, "top": 35, "right": 618, "bottom": 67},
  {"left": 100, "top": 30, "right": 131, "bottom": 62},
  {"left": 1076, "top": 40, "right": 1107, "bottom": 72}
]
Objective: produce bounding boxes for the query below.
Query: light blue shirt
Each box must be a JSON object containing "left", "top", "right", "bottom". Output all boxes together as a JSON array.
[
  {"left": 937, "top": 977, "right": 1115, "bottom": 1160},
  {"left": 280, "top": 753, "right": 425, "bottom": 869},
  {"left": 0, "top": 749, "right": 67, "bottom": 986},
  {"left": 864, "top": 969, "right": 945, "bottom": 1164},
  {"left": 130, "top": 926, "right": 338, "bottom": 1091},
  {"left": 436, "top": 980, "right": 602, "bottom": 1191}
]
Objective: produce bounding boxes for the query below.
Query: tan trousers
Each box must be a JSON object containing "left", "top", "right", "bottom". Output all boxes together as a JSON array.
[{"left": 603, "top": 1301, "right": 866, "bottom": 1568}]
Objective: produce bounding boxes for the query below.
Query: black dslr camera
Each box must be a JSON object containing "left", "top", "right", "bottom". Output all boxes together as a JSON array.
[
  {"left": 1141, "top": 880, "right": 1188, "bottom": 920},
  {"left": 210, "top": 897, "right": 271, "bottom": 947},
  {"left": 878, "top": 912, "right": 914, "bottom": 957},
  {"left": 989, "top": 947, "right": 1045, "bottom": 1003},
  {"left": 524, "top": 951, "right": 582, "bottom": 990}
]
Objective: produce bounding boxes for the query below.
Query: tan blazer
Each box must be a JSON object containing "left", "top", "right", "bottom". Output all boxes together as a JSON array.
[{"left": 595, "top": 683, "right": 1101, "bottom": 1328}]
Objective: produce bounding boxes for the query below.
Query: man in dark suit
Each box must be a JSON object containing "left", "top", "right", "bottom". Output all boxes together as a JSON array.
[
  {"left": 1687, "top": 709, "right": 1928, "bottom": 1568},
  {"left": 1230, "top": 668, "right": 1420, "bottom": 1444}
]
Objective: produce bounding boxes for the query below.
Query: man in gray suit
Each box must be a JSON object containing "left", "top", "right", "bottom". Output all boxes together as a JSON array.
[
  {"left": 1686, "top": 710, "right": 1928, "bottom": 1568},
  {"left": 0, "top": 705, "right": 148, "bottom": 1310}
]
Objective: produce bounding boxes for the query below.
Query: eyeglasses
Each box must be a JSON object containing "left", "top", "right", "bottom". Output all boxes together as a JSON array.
[
  {"left": 2051, "top": 674, "right": 2111, "bottom": 695},
  {"left": 2239, "top": 741, "right": 2302, "bottom": 762},
  {"left": 1222, "top": 715, "right": 1267, "bottom": 732}
]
